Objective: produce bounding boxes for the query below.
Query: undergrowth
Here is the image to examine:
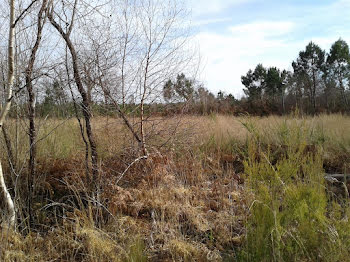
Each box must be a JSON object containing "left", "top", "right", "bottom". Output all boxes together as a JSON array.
[
  {"left": 1, "top": 115, "right": 350, "bottom": 261},
  {"left": 240, "top": 119, "right": 350, "bottom": 262}
]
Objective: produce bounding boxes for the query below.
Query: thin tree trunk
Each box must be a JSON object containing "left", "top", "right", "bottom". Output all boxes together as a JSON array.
[
  {"left": 281, "top": 90, "right": 285, "bottom": 114},
  {"left": 312, "top": 69, "right": 317, "bottom": 115},
  {"left": 2, "top": 125, "right": 15, "bottom": 173},
  {"left": 0, "top": 162, "right": 15, "bottom": 227},
  {"left": 48, "top": 9, "right": 99, "bottom": 194},
  {"left": 25, "top": 0, "right": 47, "bottom": 227},
  {"left": 339, "top": 77, "right": 349, "bottom": 110},
  {"left": 140, "top": 50, "right": 151, "bottom": 156},
  {"left": 0, "top": 0, "right": 16, "bottom": 229},
  {"left": 66, "top": 48, "right": 90, "bottom": 184},
  {"left": 121, "top": 36, "right": 127, "bottom": 108}
]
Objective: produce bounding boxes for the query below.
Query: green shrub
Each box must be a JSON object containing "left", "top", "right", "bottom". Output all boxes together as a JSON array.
[{"left": 240, "top": 120, "right": 350, "bottom": 262}]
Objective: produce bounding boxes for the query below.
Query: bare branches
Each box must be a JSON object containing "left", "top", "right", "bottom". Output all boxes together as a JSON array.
[
  {"left": 67, "top": 0, "right": 78, "bottom": 35},
  {"left": 115, "top": 155, "right": 148, "bottom": 185},
  {"left": 0, "top": 0, "right": 16, "bottom": 229},
  {"left": 24, "top": 0, "right": 49, "bottom": 228},
  {"left": 14, "top": 0, "right": 39, "bottom": 27},
  {"left": 47, "top": 0, "right": 100, "bottom": 195}
]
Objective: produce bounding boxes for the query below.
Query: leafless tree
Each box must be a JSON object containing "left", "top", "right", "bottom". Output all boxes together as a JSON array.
[
  {"left": 0, "top": 0, "right": 198, "bottom": 229},
  {"left": 47, "top": 0, "right": 101, "bottom": 197},
  {"left": 24, "top": 0, "right": 48, "bottom": 227},
  {"left": 95, "top": 0, "right": 198, "bottom": 156},
  {"left": 0, "top": 0, "right": 16, "bottom": 228}
]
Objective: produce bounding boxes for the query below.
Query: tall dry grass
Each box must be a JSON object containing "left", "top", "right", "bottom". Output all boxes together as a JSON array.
[{"left": 0, "top": 114, "right": 349, "bottom": 261}]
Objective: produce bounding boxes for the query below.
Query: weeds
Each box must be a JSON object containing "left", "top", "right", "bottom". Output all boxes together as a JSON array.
[
  {"left": 1, "top": 114, "right": 350, "bottom": 261},
  {"left": 241, "top": 119, "right": 350, "bottom": 262}
]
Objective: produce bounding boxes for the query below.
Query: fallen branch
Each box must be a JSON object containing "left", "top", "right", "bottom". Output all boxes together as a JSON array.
[
  {"left": 324, "top": 173, "right": 350, "bottom": 183},
  {"left": 116, "top": 155, "right": 148, "bottom": 185}
]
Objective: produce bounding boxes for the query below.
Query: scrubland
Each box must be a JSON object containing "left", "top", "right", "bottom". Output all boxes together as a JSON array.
[{"left": 1, "top": 114, "right": 350, "bottom": 261}]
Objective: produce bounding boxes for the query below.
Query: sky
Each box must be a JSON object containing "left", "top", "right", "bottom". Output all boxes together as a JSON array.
[{"left": 187, "top": 0, "right": 350, "bottom": 98}]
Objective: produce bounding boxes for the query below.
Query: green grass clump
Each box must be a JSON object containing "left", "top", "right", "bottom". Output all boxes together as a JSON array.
[{"left": 240, "top": 120, "right": 350, "bottom": 262}]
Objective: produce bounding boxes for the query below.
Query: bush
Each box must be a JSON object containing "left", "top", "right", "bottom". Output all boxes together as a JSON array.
[{"left": 240, "top": 120, "right": 350, "bottom": 262}]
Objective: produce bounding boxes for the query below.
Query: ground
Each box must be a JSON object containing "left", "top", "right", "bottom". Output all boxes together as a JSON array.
[{"left": 1, "top": 114, "right": 350, "bottom": 261}]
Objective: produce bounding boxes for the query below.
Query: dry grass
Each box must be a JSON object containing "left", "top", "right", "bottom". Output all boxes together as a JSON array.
[{"left": 0, "top": 114, "right": 350, "bottom": 261}]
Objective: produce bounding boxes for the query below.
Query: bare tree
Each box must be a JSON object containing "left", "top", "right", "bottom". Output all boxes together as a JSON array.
[
  {"left": 0, "top": 0, "right": 197, "bottom": 229},
  {"left": 47, "top": 0, "right": 100, "bottom": 195},
  {"left": 0, "top": 0, "right": 16, "bottom": 228},
  {"left": 24, "top": 0, "right": 48, "bottom": 227},
  {"left": 96, "top": 0, "right": 197, "bottom": 156}
]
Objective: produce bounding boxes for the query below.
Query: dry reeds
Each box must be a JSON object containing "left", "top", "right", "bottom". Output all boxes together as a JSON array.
[{"left": 0, "top": 114, "right": 350, "bottom": 261}]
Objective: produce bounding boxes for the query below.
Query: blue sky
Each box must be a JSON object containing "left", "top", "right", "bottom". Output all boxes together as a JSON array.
[{"left": 187, "top": 0, "right": 350, "bottom": 98}]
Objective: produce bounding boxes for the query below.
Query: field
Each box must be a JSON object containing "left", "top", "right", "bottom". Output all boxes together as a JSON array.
[{"left": 1, "top": 114, "right": 350, "bottom": 261}]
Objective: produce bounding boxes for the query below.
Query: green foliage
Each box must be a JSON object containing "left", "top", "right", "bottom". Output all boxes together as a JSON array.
[
  {"left": 240, "top": 39, "right": 350, "bottom": 115},
  {"left": 265, "top": 67, "right": 288, "bottom": 99},
  {"left": 242, "top": 64, "right": 266, "bottom": 100},
  {"left": 327, "top": 39, "right": 350, "bottom": 66},
  {"left": 326, "top": 38, "right": 350, "bottom": 108},
  {"left": 292, "top": 42, "right": 325, "bottom": 113},
  {"left": 163, "top": 73, "right": 195, "bottom": 102},
  {"left": 240, "top": 120, "right": 350, "bottom": 262},
  {"left": 293, "top": 42, "right": 325, "bottom": 73},
  {"left": 125, "top": 238, "right": 147, "bottom": 262},
  {"left": 265, "top": 67, "right": 282, "bottom": 97}
]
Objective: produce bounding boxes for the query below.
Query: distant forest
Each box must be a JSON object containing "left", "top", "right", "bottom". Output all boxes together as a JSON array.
[
  {"left": 12, "top": 39, "right": 350, "bottom": 117},
  {"left": 239, "top": 39, "right": 350, "bottom": 115},
  {"left": 161, "top": 39, "right": 350, "bottom": 116}
]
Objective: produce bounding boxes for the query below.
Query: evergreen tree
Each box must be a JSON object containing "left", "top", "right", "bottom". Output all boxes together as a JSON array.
[
  {"left": 241, "top": 64, "right": 267, "bottom": 101},
  {"left": 162, "top": 73, "right": 195, "bottom": 102},
  {"left": 292, "top": 42, "right": 325, "bottom": 114},
  {"left": 326, "top": 38, "right": 350, "bottom": 108},
  {"left": 265, "top": 67, "right": 282, "bottom": 98}
]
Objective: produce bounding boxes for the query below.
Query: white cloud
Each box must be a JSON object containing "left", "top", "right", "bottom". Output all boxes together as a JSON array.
[
  {"left": 191, "top": 17, "right": 232, "bottom": 27},
  {"left": 189, "top": 0, "right": 251, "bottom": 17},
  {"left": 195, "top": 21, "right": 296, "bottom": 97},
  {"left": 189, "top": 0, "right": 350, "bottom": 97},
  {"left": 229, "top": 21, "right": 295, "bottom": 37},
  {"left": 194, "top": 17, "right": 350, "bottom": 97}
]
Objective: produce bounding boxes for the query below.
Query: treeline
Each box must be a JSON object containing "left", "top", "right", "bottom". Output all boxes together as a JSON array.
[
  {"left": 9, "top": 39, "right": 350, "bottom": 118},
  {"left": 241, "top": 39, "right": 350, "bottom": 115},
  {"left": 160, "top": 39, "right": 350, "bottom": 116}
]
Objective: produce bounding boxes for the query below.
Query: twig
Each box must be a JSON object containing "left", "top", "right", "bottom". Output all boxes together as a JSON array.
[{"left": 116, "top": 155, "right": 148, "bottom": 184}]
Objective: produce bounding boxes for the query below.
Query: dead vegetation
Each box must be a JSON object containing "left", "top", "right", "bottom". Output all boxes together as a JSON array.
[{"left": 1, "top": 114, "right": 350, "bottom": 261}]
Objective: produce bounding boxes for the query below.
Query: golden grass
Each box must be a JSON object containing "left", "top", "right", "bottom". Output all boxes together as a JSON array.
[
  {"left": 0, "top": 114, "right": 349, "bottom": 261},
  {"left": 3, "top": 113, "right": 349, "bottom": 161}
]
